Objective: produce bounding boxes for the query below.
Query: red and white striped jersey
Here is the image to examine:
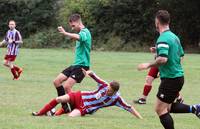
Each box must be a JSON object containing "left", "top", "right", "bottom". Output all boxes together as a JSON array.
[
  {"left": 81, "top": 73, "right": 133, "bottom": 114},
  {"left": 4, "top": 29, "right": 22, "bottom": 56}
]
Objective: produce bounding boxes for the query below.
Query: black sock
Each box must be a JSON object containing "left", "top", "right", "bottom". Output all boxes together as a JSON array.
[
  {"left": 170, "top": 103, "right": 191, "bottom": 113},
  {"left": 159, "top": 113, "right": 174, "bottom": 129},
  {"left": 56, "top": 86, "right": 65, "bottom": 96},
  {"left": 56, "top": 86, "right": 69, "bottom": 111}
]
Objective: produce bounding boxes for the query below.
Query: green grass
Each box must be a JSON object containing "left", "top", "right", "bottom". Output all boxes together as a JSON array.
[{"left": 0, "top": 48, "right": 200, "bottom": 129}]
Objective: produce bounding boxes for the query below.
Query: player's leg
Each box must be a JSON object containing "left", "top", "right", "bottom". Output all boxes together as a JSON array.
[
  {"left": 62, "top": 77, "right": 77, "bottom": 93},
  {"left": 155, "top": 98, "right": 175, "bottom": 129},
  {"left": 13, "top": 64, "right": 23, "bottom": 78},
  {"left": 68, "top": 109, "right": 81, "bottom": 117},
  {"left": 62, "top": 66, "right": 86, "bottom": 93},
  {"left": 4, "top": 55, "right": 19, "bottom": 79},
  {"left": 53, "top": 73, "right": 69, "bottom": 113},
  {"left": 135, "top": 67, "right": 158, "bottom": 104},
  {"left": 8, "top": 61, "right": 18, "bottom": 79},
  {"left": 3, "top": 59, "right": 10, "bottom": 67},
  {"left": 53, "top": 73, "right": 68, "bottom": 96},
  {"left": 169, "top": 102, "right": 200, "bottom": 119},
  {"left": 32, "top": 94, "right": 70, "bottom": 116}
]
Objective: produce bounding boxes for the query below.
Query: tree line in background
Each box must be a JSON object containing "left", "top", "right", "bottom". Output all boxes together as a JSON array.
[{"left": 0, "top": 0, "right": 199, "bottom": 52}]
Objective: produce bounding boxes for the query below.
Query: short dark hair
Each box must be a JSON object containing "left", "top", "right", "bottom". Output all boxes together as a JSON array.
[
  {"left": 9, "top": 20, "right": 16, "bottom": 24},
  {"left": 156, "top": 10, "right": 170, "bottom": 25},
  {"left": 110, "top": 81, "right": 120, "bottom": 92},
  {"left": 69, "top": 14, "right": 81, "bottom": 22}
]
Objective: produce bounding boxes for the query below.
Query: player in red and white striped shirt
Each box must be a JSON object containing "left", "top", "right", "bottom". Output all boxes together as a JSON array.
[
  {"left": 0, "top": 20, "right": 23, "bottom": 80},
  {"left": 32, "top": 70, "right": 142, "bottom": 118}
]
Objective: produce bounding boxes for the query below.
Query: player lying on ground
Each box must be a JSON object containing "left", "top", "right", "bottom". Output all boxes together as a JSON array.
[
  {"left": 32, "top": 70, "right": 142, "bottom": 118},
  {"left": 134, "top": 47, "right": 183, "bottom": 104},
  {"left": 0, "top": 20, "right": 23, "bottom": 80}
]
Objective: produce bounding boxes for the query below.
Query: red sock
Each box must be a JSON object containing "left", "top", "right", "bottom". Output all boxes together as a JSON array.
[
  {"left": 14, "top": 65, "right": 20, "bottom": 72},
  {"left": 11, "top": 68, "right": 18, "bottom": 78},
  {"left": 143, "top": 85, "right": 152, "bottom": 97},
  {"left": 37, "top": 99, "right": 58, "bottom": 115}
]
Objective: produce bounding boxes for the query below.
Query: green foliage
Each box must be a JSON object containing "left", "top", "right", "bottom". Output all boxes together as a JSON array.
[
  {"left": 0, "top": 0, "right": 58, "bottom": 38},
  {"left": 0, "top": 0, "right": 199, "bottom": 50},
  {"left": 23, "top": 29, "right": 73, "bottom": 48},
  {"left": 57, "top": 0, "right": 200, "bottom": 50}
]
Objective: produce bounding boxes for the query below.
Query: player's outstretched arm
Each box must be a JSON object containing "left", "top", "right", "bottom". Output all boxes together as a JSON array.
[
  {"left": 0, "top": 40, "right": 6, "bottom": 46},
  {"left": 116, "top": 96, "right": 142, "bottom": 119},
  {"left": 130, "top": 106, "right": 143, "bottom": 119},
  {"left": 58, "top": 26, "right": 80, "bottom": 40},
  {"left": 82, "top": 69, "right": 107, "bottom": 85},
  {"left": 137, "top": 56, "right": 168, "bottom": 71}
]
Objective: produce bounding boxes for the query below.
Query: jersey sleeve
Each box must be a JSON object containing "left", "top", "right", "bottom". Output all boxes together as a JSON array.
[
  {"left": 15, "top": 31, "right": 22, "bottom": 41},
  {"left": 79, "top": 30, "right": 88, "bottom": 42},
  {"left": 156, "top": 42, "right": 169, "bottom": 57},
  {"left": 115, "top": 96, "right": 132, "bottom": 113}
]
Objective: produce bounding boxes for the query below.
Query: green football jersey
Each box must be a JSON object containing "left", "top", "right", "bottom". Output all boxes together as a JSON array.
[
  {"left": 156, "top": 30, "right": 184, "bottom": 78},
  {"left": 73, "top": 28, "right": 92, "bottom": 67}
]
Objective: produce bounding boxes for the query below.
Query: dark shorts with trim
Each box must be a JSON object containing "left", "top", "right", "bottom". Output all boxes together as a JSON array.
[
  {"left": 157, "top": 77, "right": 184, "bottom": 104},
  {"left": 62, "top": 65, "right": 89, "bottom": 83}
]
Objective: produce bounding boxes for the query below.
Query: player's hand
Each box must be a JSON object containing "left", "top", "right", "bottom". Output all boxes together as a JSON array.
[
  {"left": 8, "top": 39, "right": 13, "bottom": 44},
  {"left": 82, "top": 69, "right": 93, "bottom": 77},
  {"left": 137, "top": 63, "right": 150, "bottom": 71},
  {"left": 131, "top": 106, "right": 143, "bottom": 119},
  {"left": 150, "top": 47, "right": 156, "bottom": 53},
  {"left": 58, "top": 26, "right": 66, "bottom": 34}
]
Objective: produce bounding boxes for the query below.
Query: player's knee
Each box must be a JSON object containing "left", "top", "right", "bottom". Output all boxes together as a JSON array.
[
  {"left": 64, "top": 86, "right": 72, "bottom": 93},
  {"left": 3, "top": 61, "right": 8, "bottom": 65},
  {"left": 53, "top": 79, "right": 61, "bottom": 87},
  {"left": 145, "top": 76, "right": 154, "bottom": 85},
  {"left": 155, "top": 106, "right": 166, "bottom": 116},
  {"left": 55, "top": 97, "right": 62, "bottom": 103}
]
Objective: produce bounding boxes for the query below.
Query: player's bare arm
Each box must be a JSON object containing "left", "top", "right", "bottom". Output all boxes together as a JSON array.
[
  {"left": 0, "top": 40, "right": 6, "bottom": 46},
  {"left": 130, "top": 106, "right": 143, "bottom": 119},
  {"left": 82, "top": 69, "right": 107, "bottom": 84},
  {"left": 58, "top": 26, "right": 80, "bottom": 40},
  {"left": 137, "top": 56, "right": 168, "bottom": 71}
]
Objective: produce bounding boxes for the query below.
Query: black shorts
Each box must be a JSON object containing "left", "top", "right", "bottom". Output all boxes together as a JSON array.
[
  {"left": 62, "top": 65, "right": 89, "bottom": 83},
  {"left": 157, "top": 77, "right": 184, "bottom": 104}
]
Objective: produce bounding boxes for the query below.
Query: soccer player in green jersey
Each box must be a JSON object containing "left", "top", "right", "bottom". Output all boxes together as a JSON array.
[
  {"left": 137, "top": 10, "right": 200, "bottom": 129},
  {"left": 53, "top": 14, "right": 92, "bottom": 115}
]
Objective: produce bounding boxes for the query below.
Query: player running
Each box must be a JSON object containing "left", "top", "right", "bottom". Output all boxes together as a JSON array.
[
  {"left": 0, "top": 20, "right": 23, "bottom": 80},
  {"left": 137, "top": 10, "right": 200, "bottom": 129},
  {"left": 53, "top": 14, "right": 92, "bottom": 114},
  {"left": 134, "top": 47, "right": 183, "bottom": 104},
  {"left": 32, "top": 70, "right": 142, "bottom": 119},
  {"left": 134, "top": 46, "right": 159, "bottom": 104}
]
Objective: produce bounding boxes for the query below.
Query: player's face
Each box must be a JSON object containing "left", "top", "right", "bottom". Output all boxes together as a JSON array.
[
  {"left": 155, "top": 18, "right": 160, "bottom": 32},
  {"left": 9, "top": 21, "right": 16, "bottom": 30},
  {"left": 106, "top": 85, "right": 116, "bottom": 96},
  {"left": 69, "top": 21, "right": 80, "bottom": 32}
]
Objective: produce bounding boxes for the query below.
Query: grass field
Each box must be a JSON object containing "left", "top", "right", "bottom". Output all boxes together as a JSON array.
[{"left": 0, "top": 48, "right": 200, "bottom": 129}]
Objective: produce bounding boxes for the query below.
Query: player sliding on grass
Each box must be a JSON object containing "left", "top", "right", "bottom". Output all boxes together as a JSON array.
[
  {"left": 0, "top": 20, "right": 23, "bottom": 80},
  {"left": 32, "top": 70, "right": 142, "bottom": 119},
  {"left": 137, "top": 10, "right": 200, "bottom": 129},
  {"left": 53, "top": 14, "right": 92, "bottom": 114}
]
